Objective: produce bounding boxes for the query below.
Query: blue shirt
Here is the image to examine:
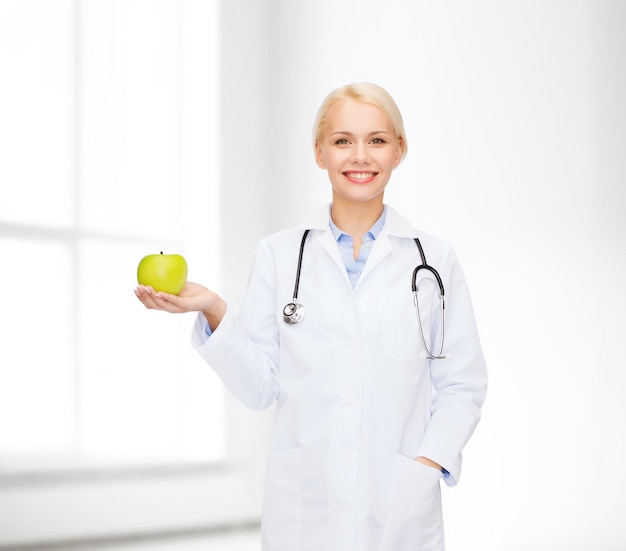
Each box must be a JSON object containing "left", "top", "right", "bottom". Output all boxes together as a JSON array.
[{"left": 329, "top": 207, "right": 386, "bottom": 289}]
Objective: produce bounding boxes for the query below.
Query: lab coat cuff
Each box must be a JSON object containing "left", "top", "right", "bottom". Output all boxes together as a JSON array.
[
  {"left": 190, "top": 308, "right": 233, "bottom": 350},
  {"left": 439, "top": 465, "right": 458, "bottom": 488},
  {"left": 415, "top": 450, "right": 459, "bottom": 488}
]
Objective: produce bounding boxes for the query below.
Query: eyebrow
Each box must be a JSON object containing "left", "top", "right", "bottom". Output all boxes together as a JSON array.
[{"left": 330, "top": 130, "right": 393, "bottom": 136}]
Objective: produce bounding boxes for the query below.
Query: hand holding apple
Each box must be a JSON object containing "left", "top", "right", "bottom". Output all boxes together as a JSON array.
[
  {"left": 137, "top": 252, "right": 188, "bottom": 295},
  {"left": 135, "top": 279, "right": 227, "bottom": 331},
  {"left": 136, "top": 251, "right": 226, "bottom": 329}
]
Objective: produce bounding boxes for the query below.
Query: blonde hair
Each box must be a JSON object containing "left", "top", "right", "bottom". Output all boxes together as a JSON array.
[{"left": 313, "top": 82, "right": 407, "bottom": 163}]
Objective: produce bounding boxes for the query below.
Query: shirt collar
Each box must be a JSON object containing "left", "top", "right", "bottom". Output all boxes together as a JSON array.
[
  {"left": 329, "top": 205, "right": 387, "bottom": 243},
  {"left": 297, "top": 204, "right": 419, "bottom": 239}
]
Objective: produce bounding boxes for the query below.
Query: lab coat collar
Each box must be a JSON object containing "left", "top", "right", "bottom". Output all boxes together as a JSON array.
[
  {"left": 297, "top": 204, "right": 420, "bottom": 239},
  {"left": 296, "top": 204, "right": 419, "bottom": 289}
]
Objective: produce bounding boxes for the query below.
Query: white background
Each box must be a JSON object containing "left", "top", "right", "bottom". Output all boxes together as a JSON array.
[
  {"left": 218, "top": 1, "right": 626, "bottom": 549},
  {"left": 0, "top": 1, "right": 624, "bottom": 549}
]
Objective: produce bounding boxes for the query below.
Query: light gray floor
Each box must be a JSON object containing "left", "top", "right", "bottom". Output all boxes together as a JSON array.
[
  {"left": 91, "top": 532, "right": 260, "bottom": 551},
  {"left": 22, "top": 529, "right": 261, "bottom": 551}
]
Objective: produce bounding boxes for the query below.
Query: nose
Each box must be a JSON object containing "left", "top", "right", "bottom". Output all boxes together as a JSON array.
[{"left": 351, "top": 142, "right": 370, "bottom": 164}]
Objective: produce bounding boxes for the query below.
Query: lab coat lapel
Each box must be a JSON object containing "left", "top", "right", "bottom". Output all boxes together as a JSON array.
[
  {"left": 296, "top": 204, "right": 420, "bottom": 289},
  {"left": 356, "top": 234, "right": 393, "bottom": 287},
  {"left": 355, "top": 206, "right": 419, "bottom": 289},
  {"left": 297, "top": 205, "right": 352, "bottom": 286},
  {"left": 318, "top": 229, "right": 348, "bottom": 277}
]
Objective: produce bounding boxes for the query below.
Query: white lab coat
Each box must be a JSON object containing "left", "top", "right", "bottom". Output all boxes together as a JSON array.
[{"left": 191, "top": 205, "right": 487, "bottom": 551}]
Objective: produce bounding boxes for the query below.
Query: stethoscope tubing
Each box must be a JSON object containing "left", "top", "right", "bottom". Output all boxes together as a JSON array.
[
  {"left": 412, "top": 238, "right": 447, "bottom": 360},
  {"left": 413, "top": 286, "right": 446, "bottom": 360},
  {"left": 291, "top": 229, "right": 311, "bottom": 302},
  {"left": 282, "top": 230, "right": 310, "bottom": 325}
]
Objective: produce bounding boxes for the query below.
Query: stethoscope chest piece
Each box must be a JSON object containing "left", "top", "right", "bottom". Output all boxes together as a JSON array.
[{"left": 283, "top": 302, "right": 305, "bottom": 325}]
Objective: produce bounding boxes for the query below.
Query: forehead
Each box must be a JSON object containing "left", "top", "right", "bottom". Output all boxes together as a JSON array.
[{"left": 325, "top": 98, "right": 392, "bottom": 133}]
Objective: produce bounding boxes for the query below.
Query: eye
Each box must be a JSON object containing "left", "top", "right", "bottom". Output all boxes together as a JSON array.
[
  {"left": 370, "top": 137, "right": 387, "bottom": 144},
  {"left": 334, "top": 138, "right": 350, "bottom": 145}
]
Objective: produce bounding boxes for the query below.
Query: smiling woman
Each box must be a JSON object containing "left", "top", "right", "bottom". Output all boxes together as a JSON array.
[
  {"left": 314, "top": 99, "right": 404, "bottom": 219},
  {"left": 135, "top": 82, "right": 487, "bottom": 551}
]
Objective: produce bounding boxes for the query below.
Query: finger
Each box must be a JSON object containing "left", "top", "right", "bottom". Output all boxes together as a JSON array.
[
  {"left": 137, "top": 294, "right": 161, "bottom": 310},
  {"left": 135, "top": 286, "right": 168, "bottom": 310},
  {"left": 135, "top": 285, "right": 192, "bottom": 313},
  {"left": 135, "top": 284, "right": 156, "bottom": 297},
  {"left": 153, "top": 292, "right": 187, "bottom": 312}
]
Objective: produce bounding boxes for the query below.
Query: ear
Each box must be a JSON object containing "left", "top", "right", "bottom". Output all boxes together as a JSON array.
[
  {"left": 315, "top": 141, "right": 327, "bottom": 169},
  {"left": 393, "top": 137, "right": 404, "bottom": 167}
]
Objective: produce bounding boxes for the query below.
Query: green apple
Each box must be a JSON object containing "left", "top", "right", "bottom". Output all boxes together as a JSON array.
[{"left": 137, "top": 252, "right": 188, "bottom": 295}]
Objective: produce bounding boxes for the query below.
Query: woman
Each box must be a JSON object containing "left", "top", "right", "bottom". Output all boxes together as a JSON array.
[{"left": 135, "top": 82, "right": 487, "bottom": 551}]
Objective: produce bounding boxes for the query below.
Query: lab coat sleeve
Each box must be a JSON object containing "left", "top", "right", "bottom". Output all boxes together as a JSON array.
[
  {"left": 415, "top": 247, "right": 488, "bottom": 487},
  {"left": 190, "top": 239, "right": 281, "bottom": 411}
]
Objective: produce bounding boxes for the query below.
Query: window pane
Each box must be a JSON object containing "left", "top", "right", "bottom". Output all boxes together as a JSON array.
[
  {"left": 0, "top": 0, "right": 224, "bottom": 469},
  {"left": 0, "top": 0, "right": 73, "bottom": 227},
  {"left": 78, "top": 0, "right": 180, "bottom": 240},
  {"left": 0, "top": 239, "right": 74, "bottom": 451},
  {"left": 79, "top": 239, "right": 224, "bottom": 462}
]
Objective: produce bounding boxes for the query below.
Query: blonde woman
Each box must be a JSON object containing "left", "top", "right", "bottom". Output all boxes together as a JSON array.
[{"left": 136, "top": 82, "right": 487, "bottom": 551}]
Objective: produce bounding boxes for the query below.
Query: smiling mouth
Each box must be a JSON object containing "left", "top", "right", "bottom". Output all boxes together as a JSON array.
[{"left": 343, "top": 171, "right": 378, "bottom": 182}]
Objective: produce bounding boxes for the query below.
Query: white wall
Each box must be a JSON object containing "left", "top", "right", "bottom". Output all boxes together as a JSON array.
[{"left": 218, "top": 1, "right": 626, "bottom": 549}]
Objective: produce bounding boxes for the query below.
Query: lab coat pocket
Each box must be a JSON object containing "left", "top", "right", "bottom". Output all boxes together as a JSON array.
[
  {"left": 379, "top": 455, "right": 444, "bottom": 551},
  {"left": 382, "top": 287, "right": 431, "bottom": 362},
  {"left": 261, "top": 447, "right": 302, "bottom": 550}
]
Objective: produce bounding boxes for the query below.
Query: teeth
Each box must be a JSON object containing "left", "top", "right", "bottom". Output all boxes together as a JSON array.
[{"left": 345, "top": 172, "right": 375, "bottom": 179}]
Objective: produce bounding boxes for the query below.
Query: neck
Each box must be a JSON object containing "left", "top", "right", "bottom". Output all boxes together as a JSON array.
[{"left": 330, "top": 197, "right": 384, "bottom": 238}]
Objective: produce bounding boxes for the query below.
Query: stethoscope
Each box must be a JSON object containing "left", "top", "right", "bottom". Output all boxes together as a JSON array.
[{"left": 282, "top": 230, "right": 448, "bottom": 360}]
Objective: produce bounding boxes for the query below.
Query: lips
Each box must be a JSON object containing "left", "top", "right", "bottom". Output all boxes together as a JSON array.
[{"left": 342, "top": 171, "right": 378, "bottom": 184}]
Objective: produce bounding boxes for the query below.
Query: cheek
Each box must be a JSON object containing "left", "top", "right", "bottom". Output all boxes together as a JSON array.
[
  {"left": 315, "top": 146, "right": 329, "bottom": 169},
  {"left": 388, "top": 148, "right": 402, "bottom": 168},
  {"left": 320, "top": 150, "right": 342, "bottom": 171}
]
